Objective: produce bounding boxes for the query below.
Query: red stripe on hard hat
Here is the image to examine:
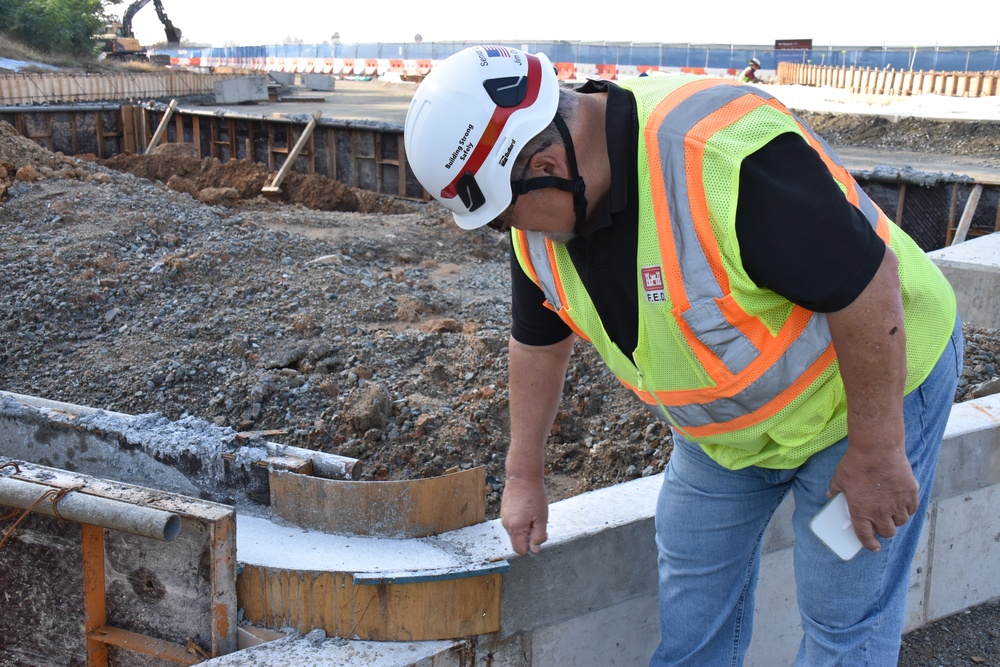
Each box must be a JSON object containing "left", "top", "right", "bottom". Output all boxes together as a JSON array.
[{"left": 440, "top": 54, "right": 543, "bottom": 202}]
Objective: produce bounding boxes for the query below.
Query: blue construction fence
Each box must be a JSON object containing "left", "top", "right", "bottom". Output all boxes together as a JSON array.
[{"left": 156, "top": 41, "right": 1000, "bottom": 73}]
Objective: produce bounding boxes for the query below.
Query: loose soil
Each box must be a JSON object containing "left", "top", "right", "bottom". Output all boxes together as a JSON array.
[
  {"left": 2, "top": 109, "right": 999, "bottom": 510},
  {"left": 2, "top": 101, "right": 1000, "bottom": 665}
]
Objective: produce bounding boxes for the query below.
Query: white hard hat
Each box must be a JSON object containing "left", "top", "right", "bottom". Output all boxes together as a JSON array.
[
  {"left": 750, "top": 57, "right": 761, "bottom": 67},
  {"left": 403, "top": 45, "right": 560, "bottom": 229}
]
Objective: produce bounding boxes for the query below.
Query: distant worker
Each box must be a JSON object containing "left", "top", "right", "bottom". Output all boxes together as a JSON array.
[
  {"left": 404, "top": 45, "right": 962, "bottom": 666},
  {"left": 741, "top": 57, "right": 763, "bottom": 83}
]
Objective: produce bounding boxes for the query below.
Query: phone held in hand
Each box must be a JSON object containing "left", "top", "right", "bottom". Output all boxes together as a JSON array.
[{"left": 810, "top": 492, "right": 864, "bottom": 561}]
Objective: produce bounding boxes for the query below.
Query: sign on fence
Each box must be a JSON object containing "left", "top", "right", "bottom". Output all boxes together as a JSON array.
[{"left": 775, "top": 39, "right": 813, "bottom": 50}]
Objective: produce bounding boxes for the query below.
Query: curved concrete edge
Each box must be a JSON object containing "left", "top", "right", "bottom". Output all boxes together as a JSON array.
[{"left": 297, "top": 393, "right": 998, "bottom": 666}]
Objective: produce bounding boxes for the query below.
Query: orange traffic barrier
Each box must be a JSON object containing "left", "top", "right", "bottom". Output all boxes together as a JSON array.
[
  {"left": 595, "top": 63, "right": 618, "bottom": 80},
  {"left": 555, "top": 62, "right": 577, "bottom": 80}
]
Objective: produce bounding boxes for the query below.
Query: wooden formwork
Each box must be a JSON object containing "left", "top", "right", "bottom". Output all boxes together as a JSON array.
[
  {"left": 777, "top": 62, "right": 1000, "bottom": 97},
  {"left": 0, "top": 461, "right": 237, "bottom": 666},
  {"left": 0, "top": 393, "right": 503, "bottom": 654},
  {"left": 236, "top": 465, "right": 502, "bottom": 641},
  {"left": 0, "top": 103, "right": 427, "bottom": 202}
]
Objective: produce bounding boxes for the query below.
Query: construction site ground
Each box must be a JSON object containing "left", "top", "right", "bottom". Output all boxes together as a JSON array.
[{"left": 2, "top": 78, "right": 1000, "bottom": 665}]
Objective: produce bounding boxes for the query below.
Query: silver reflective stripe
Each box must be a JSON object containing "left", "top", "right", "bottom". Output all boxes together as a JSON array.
[
  {"left": 644, "top": 84, "right": 835, "bottom": 427},
  {"left": 524, "top": 231, "right": 562, "bottom": 311},
  {"left": 855, "top": 188, "right": 882, "bottom": 230},
  {"left": 654, "top": 85, "right": 777, "bottom": 373},
  {"left": 655, "top": 311, "right": 832, "bottom": 428},
  {"left": 680, "top": 299, "right": 759, "bottom": 374}
]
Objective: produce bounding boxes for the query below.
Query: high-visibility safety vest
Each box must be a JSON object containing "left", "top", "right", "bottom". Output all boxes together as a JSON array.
[{"left": 512, "top": 75, "right": 957, "bottom": 470}]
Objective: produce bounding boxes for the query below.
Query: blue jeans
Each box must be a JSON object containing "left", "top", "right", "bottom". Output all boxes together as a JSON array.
[{"left": 650, "top": 319, "right": 963, "bottom": 667}]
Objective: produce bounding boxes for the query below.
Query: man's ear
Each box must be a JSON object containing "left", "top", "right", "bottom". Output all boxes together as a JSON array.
[{"left": 528, "top": 145, "right": 568, "bottom": 177}]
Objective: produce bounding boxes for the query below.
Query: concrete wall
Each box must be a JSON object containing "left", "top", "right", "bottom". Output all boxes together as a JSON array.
[
  {"left": 456, "top": 393, "right": 1000, "bottom": 666},
  {"left": 929, "top": 232, "right": 1000, "bottom": 330},
  {"left": 191, "top": 391, "right": 1000, "bottom": 667},
  {"left": 2, "top": 387, "right": 998, "bottom": 667},
  {"left": 214, "top": 76, "right": 268, "bottom": 104}
]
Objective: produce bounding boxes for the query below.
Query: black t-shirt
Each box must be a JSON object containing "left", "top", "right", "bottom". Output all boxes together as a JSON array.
[{"left": 510, "top": 81, "right": 886, "bottom": 352}]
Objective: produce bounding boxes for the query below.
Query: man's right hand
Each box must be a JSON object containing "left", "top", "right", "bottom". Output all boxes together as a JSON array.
[
  {"left": 500, "top": 475, "right": 549, "bottom": 555},
  {"left": 502, "top": 334, "right": 573, "bottom": 556}
]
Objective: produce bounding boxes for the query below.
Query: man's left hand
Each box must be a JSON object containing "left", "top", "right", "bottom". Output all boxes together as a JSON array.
[{"left": 829, "top": 444, "right": 919, "bottom": 552}]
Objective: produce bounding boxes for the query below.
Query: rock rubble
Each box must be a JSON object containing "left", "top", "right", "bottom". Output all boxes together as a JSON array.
[{"left": 1, "top": 117, "right": 998, "bottom": 523}]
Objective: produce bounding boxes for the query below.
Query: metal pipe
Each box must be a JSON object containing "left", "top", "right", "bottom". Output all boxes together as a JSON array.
[
  {"left": 264, "top": 442, "right": 363, "bottom": 480},
  {"left": 0, "top": 476, "right": 181, "bottom": 541}
]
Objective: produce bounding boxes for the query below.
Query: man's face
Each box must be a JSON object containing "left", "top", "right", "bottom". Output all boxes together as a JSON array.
[{"left": 485, "top": 146, "right": 577, "bottom": 236}]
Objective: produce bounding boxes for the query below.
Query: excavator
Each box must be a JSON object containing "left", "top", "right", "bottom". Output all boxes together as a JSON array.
[{"left": 97, "top": 0, "right": 182, "bottom": 61}]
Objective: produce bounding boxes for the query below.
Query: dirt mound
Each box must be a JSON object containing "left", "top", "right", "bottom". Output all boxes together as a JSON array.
[
  {"left": 0, "top": 120, "right": 101, "bottom": 198},
  {"left": 795, "top": 111, "right": 1000, "bottom": 156},
  {"left": 87, "top": 143, "right": 415, "bottom": 215}
]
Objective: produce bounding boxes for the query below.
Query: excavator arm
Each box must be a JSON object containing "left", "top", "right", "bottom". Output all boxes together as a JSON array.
[
  {"left": 152, "top": 0, "right": 182, "bottom": 46},
  {"left": 118, "top": 0, "right": 182, "bottom": 46},
  {"left": 120, "top": 0, "right": 151, "bottom": 37}
]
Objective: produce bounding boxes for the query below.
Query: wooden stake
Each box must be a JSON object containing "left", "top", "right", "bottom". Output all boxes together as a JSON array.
[
  {"left": 82, "top": 524, "right": 108, "bottom": 667},
  {"left": 951, "top": 184, "right": 983, "bottom": 245},
  {"left": 86, "top": 627, "right": 200, "bottom": 665},
  {"left": 945, "top": 183, "right": 960, "bottom": 246},
  {"left": 145, "top": 99, "right": 179, "bottom": 155},
  {"left": 895, "top": 183, "right": 907, "bottom": 226},
  {"left": 262, "top": 111, "right": 322, "bottom": 193}
]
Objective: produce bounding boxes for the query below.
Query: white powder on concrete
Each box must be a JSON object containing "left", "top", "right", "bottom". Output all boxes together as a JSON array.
[
  {"left": 237, "top": 513, "right": 467, "bottom": 572},
  {"left": 200, "top": 632, "right": 458, "bottom": 666},
  {"left": 75, "top": 410, "right": 238, "bottom": 459}
]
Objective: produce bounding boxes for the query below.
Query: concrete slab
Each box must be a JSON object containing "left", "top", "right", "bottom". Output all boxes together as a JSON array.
[
  {"left": 926, "top": 484, "right": 1000, "bottom": 620},
  {"left": 302, "top": 73, "right": 337, "bottom": 92},
  {"left": 199, "top": 635, "right": 463, "bottom": 666},
  {"left": 187, "top": 78, "right": 416, "bottom": 126},
  {"left": 929, "top": 232, "right": 1000, "bottom": 329},
  {"left": 530, "top": 594, "right": 659, "bottom": 665},
  {"left": 214, "top": 76, "right": 269, "bottom": 104}
]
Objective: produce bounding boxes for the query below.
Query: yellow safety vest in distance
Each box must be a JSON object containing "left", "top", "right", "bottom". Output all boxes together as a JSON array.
[{"left": 513, "top": 75, "right": 957, "bottom": 469}]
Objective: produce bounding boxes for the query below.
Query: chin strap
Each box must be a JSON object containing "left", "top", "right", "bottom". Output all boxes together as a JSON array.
[{"left": 510, "top": 113, "right": 589, "bottom": 229}]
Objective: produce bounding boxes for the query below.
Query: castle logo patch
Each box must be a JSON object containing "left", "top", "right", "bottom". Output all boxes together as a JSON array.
[{"left": 641, "top": 266, "right": 666, "bottom": 303}]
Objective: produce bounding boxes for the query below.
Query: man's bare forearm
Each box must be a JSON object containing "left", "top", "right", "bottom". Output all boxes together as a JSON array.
[
  {"left": 506, "top": 334, "right": 575, "bottom": 479},
  {"left": 501, "top": 334, "right": 574, "bottom": 554},
  {"left": 827, "top": 247, "right": 916, "bottom": 550}
]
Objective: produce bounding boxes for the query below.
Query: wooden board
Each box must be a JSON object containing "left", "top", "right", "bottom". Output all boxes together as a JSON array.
[
  {"left": 269, "top": 466, "right": 486, "bottom": 538},
  {"left": 0, "top": 462, "right": 237, "bottom": 665},
  {"left": 236, "top": 564, "right": 501, "bottom": 641}
]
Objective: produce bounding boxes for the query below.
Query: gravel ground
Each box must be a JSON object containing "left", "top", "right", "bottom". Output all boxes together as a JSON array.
[{"left": 2, "top": 97, "right": 999, "bottom": 664}]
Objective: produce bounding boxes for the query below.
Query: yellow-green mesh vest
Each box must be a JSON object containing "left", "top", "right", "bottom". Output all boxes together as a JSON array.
[{"left": 512, "top": 75, "right": 956, "bottom": 469}]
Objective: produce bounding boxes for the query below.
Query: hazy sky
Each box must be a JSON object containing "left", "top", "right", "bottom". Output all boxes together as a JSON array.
[{"left": 128, "top": 0, "right": 1000, "bottom": 50}]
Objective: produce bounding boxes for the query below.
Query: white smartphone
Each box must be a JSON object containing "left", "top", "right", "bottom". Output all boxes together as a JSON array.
[{"left": 810, "top": 493, "right": 864, "bottom": 561}]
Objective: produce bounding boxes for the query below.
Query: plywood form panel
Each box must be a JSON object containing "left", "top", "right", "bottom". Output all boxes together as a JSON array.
[
  {"left": 237, "top": 565, "right": 501, "bottom": 641},
  {"left": 269, "top": 466, "right": 486, "bottom": 537},
  {"left": 0, "top": 463, "right": 238, "bottom": 665}
]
